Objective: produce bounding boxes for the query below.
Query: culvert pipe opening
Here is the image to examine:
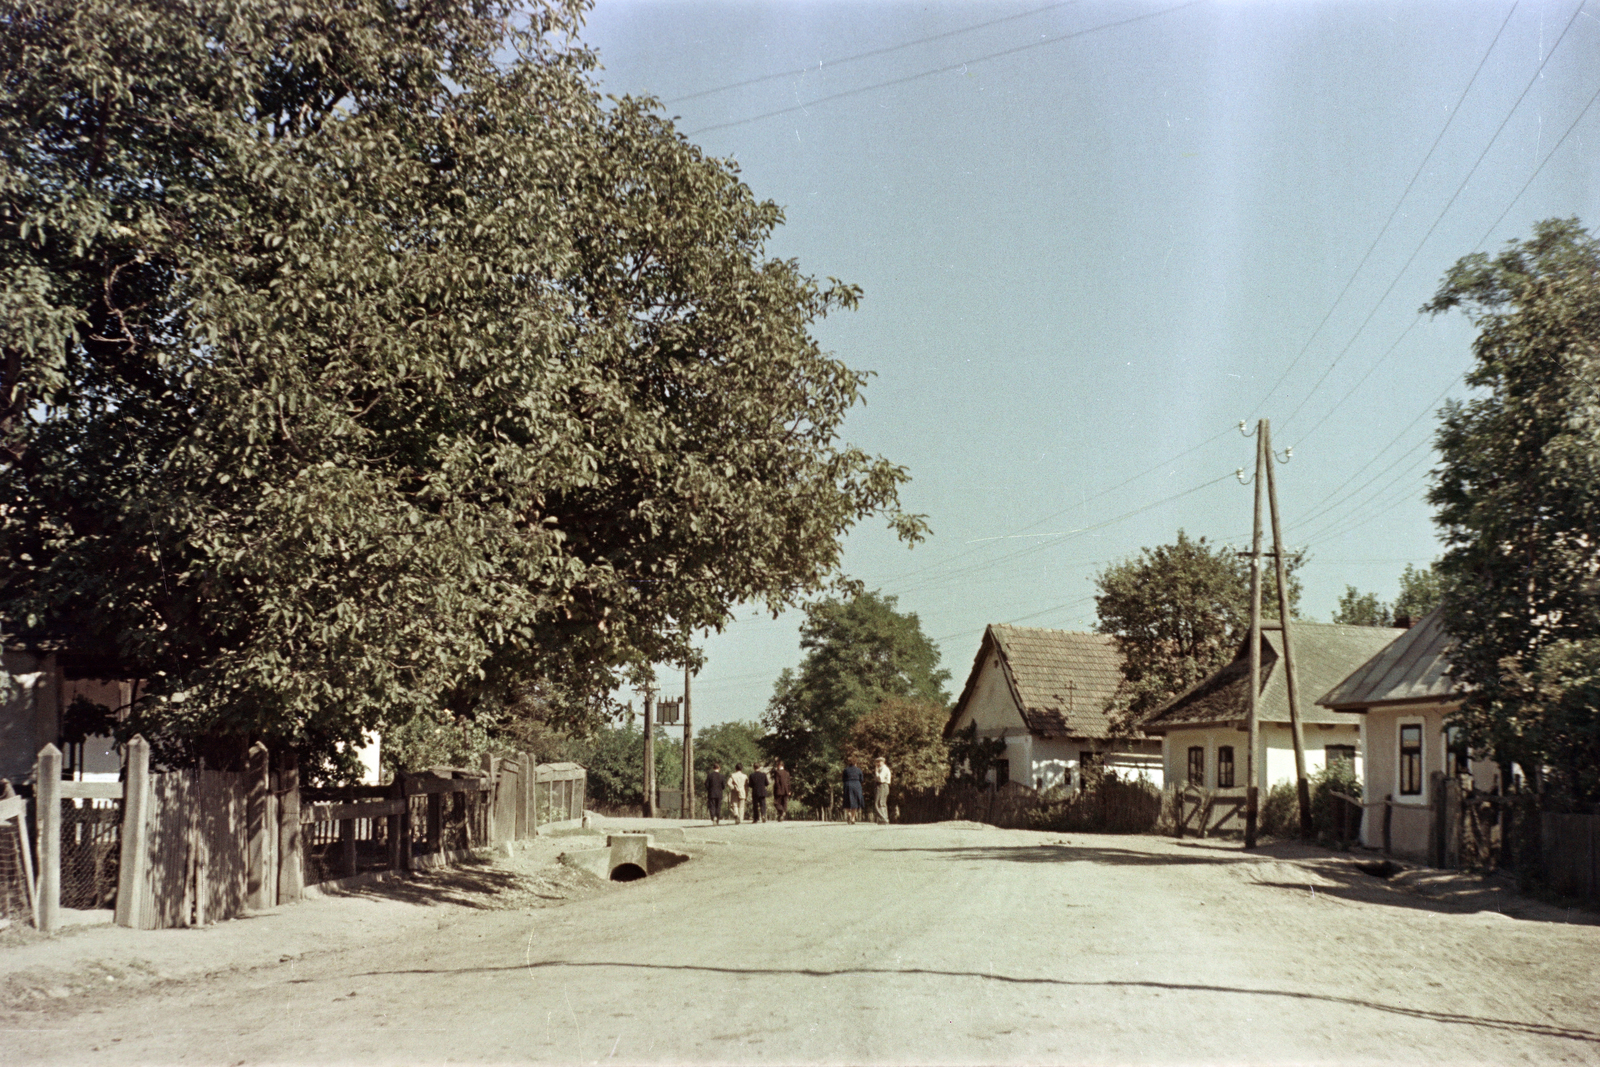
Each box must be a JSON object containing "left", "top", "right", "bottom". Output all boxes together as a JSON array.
[{"left": 610, "top": 863, "right": 647, "bottom": 882}]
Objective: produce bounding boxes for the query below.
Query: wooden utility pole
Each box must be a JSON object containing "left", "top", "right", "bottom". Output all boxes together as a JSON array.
[
  {"left": 1245, "top": 427, "right": 1265, "bottom": 850},
  {"left": 1262, "top": 420, "right": 1315, "bottom": 837},
  {"left": 641, "top": 681, "right": 656, "bottom": 818},
  {"left": 681, "top": 662, "right": 694, "bottom": 821}
]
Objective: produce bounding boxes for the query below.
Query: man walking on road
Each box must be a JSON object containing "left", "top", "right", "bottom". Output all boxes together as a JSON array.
[
  {"left": 748, "top": 763, "right": 770, "bottom": 823},
  {"left": 705, "top": 762, "right": 726, "bottom": 826},
  {"left": 772, "top": 759, "right": 791, "bottom": 821},
  {"left": 728, "top": 763, "right": 749, "bottom": 824},
  {"left": 874, "top": 756, "right": 892, "bottom": 824}
]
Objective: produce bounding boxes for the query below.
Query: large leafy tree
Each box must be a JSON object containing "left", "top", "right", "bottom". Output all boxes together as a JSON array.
[
  {"left": 1095, "top": 530, "right": 1300, "bottom": 726},
  {"left": 1331, "top": 563, "right": 1443, "bottom": 627},
  {"left": 842, "top": 697, "right": 949, "bottom": 794},
  {"left": 1423, "top": 218, "right": 1600, "bottom": 798},
  {"left": 762, "top": 591, "right": 949, "bottom": 806},
  {"left": 0, "top": 0, "right": 923, "bottom": 770}
]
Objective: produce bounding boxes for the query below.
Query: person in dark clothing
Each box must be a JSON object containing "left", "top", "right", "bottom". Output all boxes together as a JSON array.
[
  {"left": 842, "top": 759, "right": 864, "bottom": 824},
  {"left": 748, "top": 764, "right": 771, "bottom": 822},
  {"left": 705, "top": 762, "right": 727, "bottom": 826},
  {"left": 772, "top": 759, "right": 792, "bottom": 821}
]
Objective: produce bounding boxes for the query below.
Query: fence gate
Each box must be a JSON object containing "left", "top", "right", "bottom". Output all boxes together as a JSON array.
[{"left": 61, "top": 799, "right": 121, "bottom": 909}]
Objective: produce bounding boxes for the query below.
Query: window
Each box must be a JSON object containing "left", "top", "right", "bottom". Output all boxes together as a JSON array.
[
  {"left": 1445, "top": 726, "right": 1470, "bottom": 777},
  {"left": 1399, "top": 724, "right": 1423, "bottom": 795},
  {"left": 1217, "top": 746, "right": 1235, "bottom": 788},
  {"left": 1325, "top": 745, "right": 1356, "bottom": 770},
  {"left": 1187, "top": 746, "right": 1205, "bottom": 787}
]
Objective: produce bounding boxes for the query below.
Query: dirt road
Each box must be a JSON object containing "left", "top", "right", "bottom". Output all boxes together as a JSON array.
[{"left": 4, "top": 820, "right": 1598, "bottom": 1064}]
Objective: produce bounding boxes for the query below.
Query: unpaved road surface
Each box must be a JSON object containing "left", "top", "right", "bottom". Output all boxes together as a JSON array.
[{"left": 4, "top": 820, "right": 1598, "bottom": 1064}]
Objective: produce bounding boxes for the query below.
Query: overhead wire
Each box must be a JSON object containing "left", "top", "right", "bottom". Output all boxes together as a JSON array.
[
  {"left": 686, "top": 0, "right": 1203, "bottom": 137},
  {"left": 665, "top": 1, "right": 1081, "bottom": 104},
  {"left": 1248, "top": 0, "right": 1520, "bottom": 418}
]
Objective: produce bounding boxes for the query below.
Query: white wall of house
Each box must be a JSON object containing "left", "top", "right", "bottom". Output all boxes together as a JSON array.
[
  {"left": 1161, "top": 724, "right": 1364, "bottom": 791},
  {"left": 1358, "top": 702, "right": 1500, "bottom": 857},
  {"left": 949, "top": 653, "right": 1024, "bottom": 736}
]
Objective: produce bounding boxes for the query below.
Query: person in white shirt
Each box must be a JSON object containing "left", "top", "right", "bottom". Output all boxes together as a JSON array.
[
  {"left": 873, "top": 757, "right": 892, "bottom": 825},
  {"left": 727, "top": 763, "right": 749, "bottom": 824}
]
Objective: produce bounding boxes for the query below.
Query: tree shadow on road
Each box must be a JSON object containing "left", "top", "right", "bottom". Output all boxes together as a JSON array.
[
  {"left": 873, "top": 843, "right": 1249, "bottom": 866},
  {"left": 312, "top": 959, "right": 1599, "bottom": 1045},
  {"left": 327, "top": 860, "right": 605, "bottom": 910}
]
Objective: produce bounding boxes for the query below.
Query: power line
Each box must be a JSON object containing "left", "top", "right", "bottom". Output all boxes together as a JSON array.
[
  {"left": 665, "top": 2, "right": 1081, "bottom": 105},
  {"left": 686, "top": 1, "right": 1203, "bottom": 137},
  {"left": 1249, "top": 1, "right": 1520, "bottom": 418},
  {"left": 1472, "top": 72, "right": 1600, "bottom": 249},
  {"left": 1273, "top": 0, "right": 1587, "bottom": 436}
]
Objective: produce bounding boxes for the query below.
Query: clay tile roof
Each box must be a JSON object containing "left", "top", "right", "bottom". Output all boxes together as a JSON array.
[
  {"left": 1140, "top": 622, "right": 1403, "bottom": 733},
  {"left": 949, "top": 624, "right": 1127, "bottom": 740},
  {"left": 1318, "top": 609, "right": 1465, "bottom": 709}
]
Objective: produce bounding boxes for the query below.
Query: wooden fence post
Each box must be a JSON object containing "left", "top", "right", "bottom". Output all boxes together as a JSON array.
[
  {"left": 1382, "top": 794, "right": 1393, "bottom": 856},
  {"left": 246, "top": 743, "right": 273, "bottom": 910},
  {"left": 339, "top": 796, "right": 357, "bottom": 879},
  {"left": 480, "top": 754, "right": 496, "bottom": 844},
  {"left": 426, "top": 791, "right": 441, "bottom": 855},
  {"left": 389, "top": 775, "right": 406, "bottom": 873},
  {"left": 277, "top": 753, "right": 303, "bottom": 904},
  {"left": 35, "top": 745, "right": 61, "bottom": 933},
  {"left": 115, "top": 737, "right": 151, "bottom": 928}
]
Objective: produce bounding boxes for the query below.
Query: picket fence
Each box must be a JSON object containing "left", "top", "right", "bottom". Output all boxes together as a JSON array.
[{"left": 9, "top": 740, "right": 585, "bottom": 932}]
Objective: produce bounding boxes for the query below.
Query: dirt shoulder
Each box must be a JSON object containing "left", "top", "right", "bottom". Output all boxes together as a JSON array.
[{"left": 0, "top": 827, "right": 614, "bottom": 1011}]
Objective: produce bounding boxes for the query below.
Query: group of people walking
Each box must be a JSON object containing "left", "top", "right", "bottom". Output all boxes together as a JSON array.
[
  {"left": 702, "top": 755, "right": 893, "bottom": 826},
  {"left": 703, "top": 759, "right": 792, "bottom": 825}
]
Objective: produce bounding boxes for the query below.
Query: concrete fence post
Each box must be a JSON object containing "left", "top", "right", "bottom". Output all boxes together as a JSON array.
[
  {"left": 115, "top": 737, "right": 151, "bottom": 928},
  {"left": 35, "top": 745, "right": 61, "bottom": 933},
  {"left": 246, "top": 742, "right": 273, "bottom": 910},
  {"left": 388, "top": 774, "right": 406, "bottom": 873},
  {"left": 276, "top": 752, "right": 303, "bottom": 904},
  {"left": 480, "top": 753, "right": 496, "bottom": 844}
]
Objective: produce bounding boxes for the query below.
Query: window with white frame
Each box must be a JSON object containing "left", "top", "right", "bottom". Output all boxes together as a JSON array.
[
  {"left": 1399, "top": 724, "right": 1423, "bottom": 795},
  {"left": 1187, "top": 746, "right": 1205, "bottom": 787},
  {"left": 1217, "top": 745, "right": 1235, "bottom": 788}
]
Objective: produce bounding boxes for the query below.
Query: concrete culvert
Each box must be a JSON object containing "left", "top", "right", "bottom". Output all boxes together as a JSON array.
[{"left": 609, "top": 863, "right": 647, "bottom": 882}]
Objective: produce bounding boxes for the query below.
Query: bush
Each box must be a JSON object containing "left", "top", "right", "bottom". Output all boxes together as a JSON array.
[
  {"left": 1029, "top": 773, "right": 1164, "bottom": 834},
  {"left": 1260, "top": 761, "right": 1364, "bottom": 841},
  {"left": 1260, "top": 780, "right": 1300, "bottom": 838}
]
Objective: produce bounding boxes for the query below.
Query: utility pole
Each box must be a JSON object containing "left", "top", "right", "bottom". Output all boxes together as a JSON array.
[
  {"left": 1241, "top": 418, "right": 1313, "bottom": 845},
  {"left": 681, "top": 661, "right": 694, "bottom": 821},
  {"left": 641, "top": 678, "right": 656, "bottom": 818},
  {"left": 1263, "top": 420, "right": 1315, "bottom": 837},
  {"left": 1245, "top": 425, "right": 1265, "bottom": 850}
]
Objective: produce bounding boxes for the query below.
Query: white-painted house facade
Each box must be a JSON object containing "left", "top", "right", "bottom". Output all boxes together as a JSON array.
[
  {"left": 1317, "top": 610, "right": 1499, "bottom": 860},
  {"left": 1140, "top": 622, "right": 1403, "bottom": 833},
  {"left": 945, "top": 625, "right": 1161, "bottom": 791}
]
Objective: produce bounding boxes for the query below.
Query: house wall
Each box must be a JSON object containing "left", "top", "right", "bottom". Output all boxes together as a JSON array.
[
  {"left": 949, "top": 654, "right": 1026, "bottom": 736},
  {"left": 1, "top": 649, "right": 60, "bottom": 783},
  {"left": 1359, "top": 702, "right": 1497, "bottom": 858},
  {"left": 1161, "top": 722, "right": 1362, "bottom": 833}
]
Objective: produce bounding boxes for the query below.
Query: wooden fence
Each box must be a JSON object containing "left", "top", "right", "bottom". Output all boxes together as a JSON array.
[{"left": 18, "top": 741, "right": 587, "bottom": 932}]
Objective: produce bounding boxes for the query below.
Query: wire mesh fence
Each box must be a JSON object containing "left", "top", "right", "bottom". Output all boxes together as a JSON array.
[
  {"left": 0, "top": 817, "right": 30, "bottom": 924},
  {"left": 61, "top": 798, "right": 120, "bottom": 910}
]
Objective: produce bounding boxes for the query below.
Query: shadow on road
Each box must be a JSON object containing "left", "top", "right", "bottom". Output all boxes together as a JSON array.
[
  {"left": 873, "top": 844, "right": 1248, "bottom": 866},
  {"left": 311, "top": 960, "right": 1598, "bottom": 1044},
  {"left": 329, "top": 860, "right": 586, "bottom": 910}
]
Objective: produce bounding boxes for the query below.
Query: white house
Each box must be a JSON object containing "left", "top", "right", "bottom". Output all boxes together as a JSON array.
[
  {"left": 944, "top": 625, "right": 1161, "bottom": 791},
  {"left": 1317, "top": 610, "right": 1499, "bottom": 860},
  {"left": 1140, "top": 622, "right": 1402, "bottom": 833}
]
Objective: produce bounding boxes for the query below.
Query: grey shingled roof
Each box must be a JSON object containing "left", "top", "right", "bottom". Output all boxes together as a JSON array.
[
  {"left": 948, "top": 625, "right": 1125, "bottom": 740},
  {"left": 1318, "top": 609, "right": 1465, "bottom": 709},
  {"left": 1140, "top": 621, "right": 1403, "bottom": 733}
]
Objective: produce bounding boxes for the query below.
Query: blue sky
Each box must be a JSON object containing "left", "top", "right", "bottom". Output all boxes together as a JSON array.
[{"left": 579, "top": 0, "right": 1600, "bottom": 726}]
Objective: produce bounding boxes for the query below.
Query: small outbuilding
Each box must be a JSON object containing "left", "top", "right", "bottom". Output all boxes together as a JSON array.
[
  {"left": 1139, "top": 621, "right": 1402, "bottom": 833},
  {"left": 1317, "top": 610, "right": 1498, "bottom": 859},
  {"left": 944, "top": 624, "right": 1161, "bottom": 792}
]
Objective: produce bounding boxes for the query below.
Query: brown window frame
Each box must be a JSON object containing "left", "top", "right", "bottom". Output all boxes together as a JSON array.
[
  {"left": 1399, "top": 724, "right": 1423, "bottom": 796},
  {"left": 1216, "top": 745, "right": 1235, "bottom": 789}
]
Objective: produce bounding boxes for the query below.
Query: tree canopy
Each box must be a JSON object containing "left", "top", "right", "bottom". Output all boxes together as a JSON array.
[
  {"left": 1423, "top": 218, "right": 1600, "bottom": 797},
  {"left": 1095, "top": 530, "right": 1301, "bottom": 725},
  {"left": 761, "top": 591, "right": 949, "bottom": 806},
  {"left": 1331, "top": 563, "right": 1443, "bottom": 627},
  {"left": 0, "top": 0, "right": 923, "bottom": 770}
]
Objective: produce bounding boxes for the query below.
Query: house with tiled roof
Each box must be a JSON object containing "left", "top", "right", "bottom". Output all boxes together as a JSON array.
[
  {"left": 1140, "top": 621, "right": 1401, "bottom": 833},
  {"left": 1317, "top": 610, "right": 1497, "bottom": 858},
  {"left": 944, "top": 625, "right": 1162, "bottom": 792}
]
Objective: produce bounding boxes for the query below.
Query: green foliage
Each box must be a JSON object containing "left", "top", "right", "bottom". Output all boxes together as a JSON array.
[
  {"left": 693, "top": 720, "right": 763, "bottom": 781},
  {"left": 1028, "top": 773, "right": 1163, "bottom": 834},
  {"left": 1503, "top": 639, "right": 1600, "bottom": 801},
  {"left": 1393, "top": 563, "right": 1443, "bottom": 621},
  {"left": 1423, "top": 218, "right": 1600, "bottom": 794},
  {"left": 1095, "top": 530, "right": 1301, "bottom": 726},
  {"left": 946, "top": 721, "right": 1007, "bottom": 785},
  {"left": 1259, "top": 780, "right": 1300, "bottom": 838},
  {"left": 842, "top": 697, "right": 948, "bottom": 792},
  {"left": 0, "top": 0, "right": 924, "bottom": 768},
  {"left": 761, "top": 591, "right": 949, "bottom": 807},
  {"left": 562, "top": 722, "right": 682, "bottom": 808},
  {"left": 1331, "top": 564, "right": 1442, "bottom": 627},
  {"left": 1259, "top": 762, "right": 1362, "bottom": 840},
  {"left": 1332, "top": 586, "right": 1390, "bottom": 627}
]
